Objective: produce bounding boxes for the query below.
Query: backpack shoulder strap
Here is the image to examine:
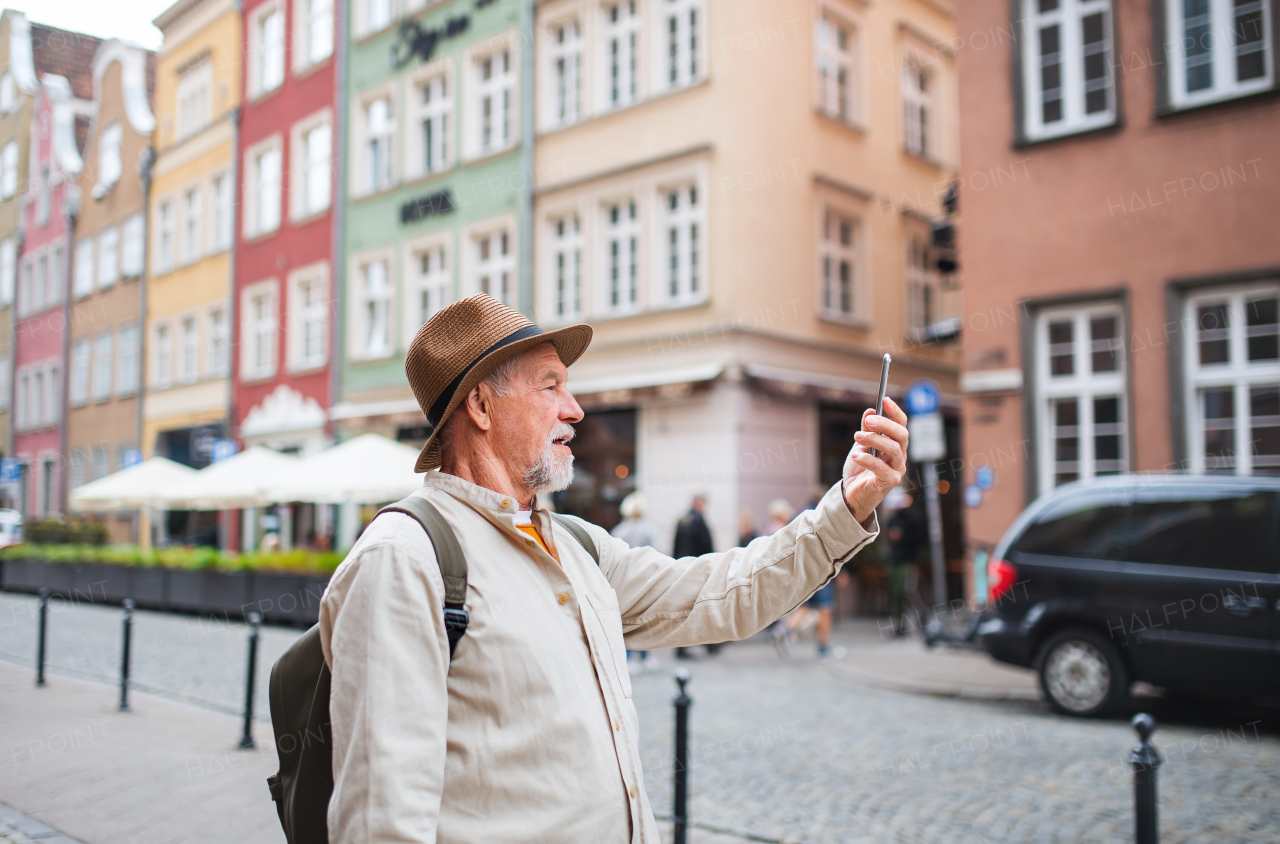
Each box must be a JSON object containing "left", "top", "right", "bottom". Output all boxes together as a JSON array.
[
  {"left": 551, "top": 513, "right": 600, "bottom": 567},
  {"left": 377, "top": 496, "right": 469, "bottom": 659}
]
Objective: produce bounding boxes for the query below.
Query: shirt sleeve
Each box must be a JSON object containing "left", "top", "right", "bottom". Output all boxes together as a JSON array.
[
  {"left": 585, "top": 482, "right": 879, "bottom": 650},
  {"left": 319, "top": 521, "right": 451, "bottom": 843}
]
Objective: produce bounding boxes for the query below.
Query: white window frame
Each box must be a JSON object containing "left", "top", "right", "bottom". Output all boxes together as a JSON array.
[
  {"left": 241, "top": 282, "right": 279, "bottom": 381},
  {"left": 294, "top": 0, "right": 334, "bottom": 71},
  {"left": 98, "top": 226, "right": 119, "bottom": 289},
  {"left": 181, "top": 186, "right": 202, "bottom": 264},
  {"left": 901, "top": 58, "right": 935, "bottom": 159},
  {"left": 0, "top": 141, "right": 15, "bottom": 199},
  {"left": 815, "top": 7, "right": 860, "bottom": 125},
  {"left": 177, "top": 313, "right": 200, "bottom": 384},
  {"left": 349, "top": 251, "right": 396, "bottom": 360},
  {"left": 354, "top": 88, "right": 395, "bottom": 196},
  {"left": 73, "top": 239, "right": 94, "bottom": 299},
  {"left": 817, "top": 205, "right": 864, "bottom": 323},
  {"left": 658, "top": 0, "right": 703, "bottom": 92},
  {"left": 358, "top": 0, "right": 395, "bottom": 38},
  {"left": 471, "top": 225, "right": 515, "bottom": 307},
  {"left": 602, "top": 199, "right": 640, "bottom": 315},
  {"left": 1020, "top": 0, "right": 1117, "bottom": 141},
  {"left": 152, "top": 320, "right": 173, "bottom": 389},
  {"left": 250, "top": 1, "right": 287, "bottom": 99},
  {"left": 175, "top": 55, "right": 213, "bottom": 140},
  {"left": 406, "top": 61, "right": 453, "bottom": 180},
  {"left": 1183, "top": 283, "right": 1280, "bottom": 475},
  {"left": 155, "top": 198, "right": 175, "bottom": 273},
  {"left": 290, "top": 108, "right": 334, "bottom": 220},
  {"left": 659, "top": 183, "right": 704, "bottom": 308},
  {"left": 116, "top": 323, "right": 140, "bottom": 397},
  {"left": 244, "top": 136, "right": 283, "bottom": 237},
  {"left": 211, "top": 171, "right": 233, "bottom": 252},
  {"left": 95, "top": 122, "right": 123, "bottom": 196},
  {"left": 206, "top": 304, "right": 230, "bottom": 378},
  {"left": 92, "top": 331, "right": 114, "bottom": 402},
  {"left": 0, "top": 237, "right": 14, "bottom": 305},
  {"left": 551, "top": 213, "right": 582, "bottom": 321},
  {"left": 1034, "top": 303, "right": 1128, "bottom": 495},
  {"left": 601, "top": 1, "right": 640, "bottom": 110},
  {"left": 469, "top": 43, "right": 516, "bottom": 159},
  {"left": 906, "top": 233, "right": 936, "bottom": 335},
  {"left": 1166, "top": 0, "right": 1274, "bottom": 108},
  {"left": 121, "top": 213, "right": 145, "bottom": 277},
  {"left": 70, "top": 338, "right": 90, "bottom": 407},
  {"left": 0, "top": 355, "right": 8, "bottom": 412},
  {"left": 546, "top": 18, "right": 582, "bottom": 128},
  {"left": 403, "top": 234, "right": 452, "bottom": 346},
  {"left": 287, "top": 262, "right": 330, "bottom": 372}
]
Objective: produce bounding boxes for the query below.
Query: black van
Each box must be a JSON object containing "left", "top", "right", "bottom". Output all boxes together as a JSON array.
[{"left": 978, "top": 474, "right": 1280, "bottom": 717}]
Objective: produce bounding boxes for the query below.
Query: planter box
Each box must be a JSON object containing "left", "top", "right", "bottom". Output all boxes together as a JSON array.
[
  {"left": 1, "top": 560, "right": 73, "bottom": 595},
  {"left": 130, "top": 568, "right": 168, "bottom": 606},
  {"left": 249, "top": 573, "right": 329, "bottom": 626},
  {"left": 73, "top": 564, "right": 133, "bottom": 604}
]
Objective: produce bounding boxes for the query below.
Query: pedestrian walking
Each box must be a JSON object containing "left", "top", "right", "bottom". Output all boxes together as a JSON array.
[
  {"left": 612, "top": 492, "right": 659, "bottom": 673},
  {"left": 314, "top": 295, "right": 909, "bottom": 842},
  {"left": 885, "top": 488, "right": 924, "bottom": 636},
  {"left": 673, "top": 494, "right": 717, "bottom": 659},
  {"left": 738, "top": 509, "right": 758, "bottom": 547}
]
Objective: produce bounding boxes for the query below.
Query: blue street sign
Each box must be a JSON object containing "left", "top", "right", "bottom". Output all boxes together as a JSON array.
[
  {"left": 964, "top": 484, "right": 984, "bottom": 509},
  {"left": 122, "top": 449, "right": 143, "bottom": 469},
  {"left": 211, "top": 439, "right": 239, "bottom": 463},
  {"left": 0, "top": 458, "right": 20, "bottom": 483},
  {"left": 975, "top": 465, "right": 995, "bottom": 490},
  {"left": 904, "top": 379, "right": 941, "bottom": 416}
]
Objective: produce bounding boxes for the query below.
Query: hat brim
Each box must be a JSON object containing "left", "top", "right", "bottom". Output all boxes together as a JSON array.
[{"left": 414, "top": 323, "right": 594, "bottom": 473}]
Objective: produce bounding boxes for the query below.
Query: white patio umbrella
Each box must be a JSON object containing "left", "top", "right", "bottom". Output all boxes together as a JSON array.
[
  {"left": 68, "top": 456, "right": 198, "bottom": 511},
  {"left": 268, "top": 433, "right": 424, "bottom": 504},
  {"left": 161, "top": 446, "right": 300, "bottom": 510}
]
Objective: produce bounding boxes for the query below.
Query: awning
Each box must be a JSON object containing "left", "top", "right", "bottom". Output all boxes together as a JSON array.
[
  {"left": 162, "top": 446, "right": 300, "bottom": 510},
  {"left": 68, "top": 457, "right": 197, "bottom": 511},
  {"left": 268, "top": 433, "right": 424, "bottom": 504}
]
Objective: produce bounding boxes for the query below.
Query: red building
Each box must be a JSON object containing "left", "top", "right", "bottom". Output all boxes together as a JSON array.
[
  {"left": 13, "top": 69, "right": 94, "bottom": 517},
  {"left": 233, "top": 0, "right": 336, "bottom": 460}
]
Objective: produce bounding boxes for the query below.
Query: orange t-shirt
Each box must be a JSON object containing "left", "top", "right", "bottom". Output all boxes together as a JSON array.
[{"left": 514, "top": 513, "right": 552, "bottom": 557}]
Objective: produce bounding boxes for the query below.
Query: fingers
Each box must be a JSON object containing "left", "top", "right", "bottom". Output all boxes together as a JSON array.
[
  {"left": 854, "top": 430, "right": 905, "bottom": 470},
  {"left": 880, "top": 396, "right": 908, "bottom": 426},
  {"left": 848, "top": 449, "right": 900, "bottom": 486}
]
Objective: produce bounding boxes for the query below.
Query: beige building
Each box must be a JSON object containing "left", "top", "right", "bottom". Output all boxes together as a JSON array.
[
  {"left": 532, "top": 0, "right": 961, "bottom": 553},
  {"left": 66, "top": 40, "right": 154, "bottom": 541}
]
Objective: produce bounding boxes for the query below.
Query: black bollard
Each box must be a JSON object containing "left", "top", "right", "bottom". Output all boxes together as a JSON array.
[
  {"left": 119, "top": 599, "right": 134, "bottom": 712},
  {"left": 239, "top": 612, "right": 262, "bottom": 750},
  {"left": 672, "top": 668, "right": 692, "bottom": 844},
  {"left": 1130, "top": 713, "right": 1162, "bottom": 844},
  {"left": 35, "top": 587, "right": 49, "bottom": 687}
]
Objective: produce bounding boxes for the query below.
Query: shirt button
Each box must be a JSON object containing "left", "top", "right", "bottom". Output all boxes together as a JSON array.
[
  {"left": 558, "top": 593, "right": 570, "bottom": 605},
  {"left": 629, "top": 787, "right": 636, "bottom": 798},
  {"left": 613, "top": 719, "right": 621, "bottom": 731},
  {"left": 500, "top": 498, "right": 511, "bottom": 509}
]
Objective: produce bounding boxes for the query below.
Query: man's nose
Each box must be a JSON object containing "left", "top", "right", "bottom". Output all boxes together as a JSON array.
[{"left": 560, "top": 388, "right": 584, "bottom": 424}]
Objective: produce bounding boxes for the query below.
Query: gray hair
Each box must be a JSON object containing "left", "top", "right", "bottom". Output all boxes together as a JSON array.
[{"left": 436, "top": 351, "right": 532, "bottom": 457}]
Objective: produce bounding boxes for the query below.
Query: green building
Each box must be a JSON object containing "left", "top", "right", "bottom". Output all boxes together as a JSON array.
[{"left": 334, "top": 0, "right": 532, "bottom": 451}]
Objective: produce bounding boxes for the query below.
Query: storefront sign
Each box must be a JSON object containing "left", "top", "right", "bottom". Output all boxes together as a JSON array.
[{"left": 401, "top": 189, "right": 455, "bottom": 223}]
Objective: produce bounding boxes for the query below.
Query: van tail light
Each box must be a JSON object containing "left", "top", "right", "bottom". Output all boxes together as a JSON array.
[{"left": 987, "top": 558, "right": 1017, "bottom": 605}]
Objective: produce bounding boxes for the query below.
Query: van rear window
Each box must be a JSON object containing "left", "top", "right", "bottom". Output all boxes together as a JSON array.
[{"left": 1012, "top": 500, "right": 1131, "bottom": 560}]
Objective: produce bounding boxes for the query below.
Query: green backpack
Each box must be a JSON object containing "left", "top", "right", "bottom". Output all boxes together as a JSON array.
[{"left": 266, "top": 495, "right": 599, "bottom": 844}]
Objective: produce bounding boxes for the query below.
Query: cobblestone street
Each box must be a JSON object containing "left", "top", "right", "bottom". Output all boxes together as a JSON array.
[{"left": 2, "top": 593, "right": 1278, "bottom": 843}]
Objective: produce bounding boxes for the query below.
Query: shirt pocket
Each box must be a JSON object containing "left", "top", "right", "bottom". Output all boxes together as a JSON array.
[{"left": 584, "top": 588, "right": 633, "bottom": 698}]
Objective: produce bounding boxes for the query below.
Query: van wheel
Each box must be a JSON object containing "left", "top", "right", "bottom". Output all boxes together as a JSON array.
[{"left": 1037, "top": 627, "right": 1129, "bottom": 717}]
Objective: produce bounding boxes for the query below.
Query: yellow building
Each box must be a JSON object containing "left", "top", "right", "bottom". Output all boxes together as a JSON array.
[
  {"left": 145, "top": 0, "right": 239, "bottom": 476},
  {"left": 532, "top": 0, "right": 961, "bottom": 550}
]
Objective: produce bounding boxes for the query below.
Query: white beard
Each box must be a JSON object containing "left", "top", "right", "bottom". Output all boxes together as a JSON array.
[{"left": 523, "top": 423, "right": 576, "bottom": 494}]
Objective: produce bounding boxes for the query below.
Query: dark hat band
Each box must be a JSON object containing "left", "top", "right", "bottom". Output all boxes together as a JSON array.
[{"left": 426, "top": 324, "right": 545, "bottom": 428}]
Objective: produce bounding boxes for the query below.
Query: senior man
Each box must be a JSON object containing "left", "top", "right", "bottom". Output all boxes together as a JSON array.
[{"left": 318, "top": 295, "right": 908, "bottom": 843}]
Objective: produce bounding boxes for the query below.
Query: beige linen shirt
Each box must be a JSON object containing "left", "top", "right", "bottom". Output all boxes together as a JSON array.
[{"left": 319, "top": 471, "right": 878, "bottom": 843}]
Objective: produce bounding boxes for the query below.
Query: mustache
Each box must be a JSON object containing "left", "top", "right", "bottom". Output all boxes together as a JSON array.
[{"left": 547, "top": 423, "right": 576, "bottom": 446}]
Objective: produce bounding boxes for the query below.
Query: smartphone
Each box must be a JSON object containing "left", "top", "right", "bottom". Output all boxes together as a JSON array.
[{"left": 869, "top": 353, "right": 891, "bottom": 459}]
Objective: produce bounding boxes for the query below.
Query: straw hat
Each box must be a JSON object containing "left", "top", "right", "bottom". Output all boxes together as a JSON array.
[{"left": 406, "top": 294, "right": 593, "bottom": 472}]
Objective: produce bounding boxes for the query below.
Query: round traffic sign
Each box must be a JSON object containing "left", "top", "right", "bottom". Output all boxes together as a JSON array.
[{"left": 904, "top": 380, "right": 941, "bottom": 416}]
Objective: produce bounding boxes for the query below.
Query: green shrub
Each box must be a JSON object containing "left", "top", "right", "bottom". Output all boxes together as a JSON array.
[
  {"left": 23, "top": 519, "right": 109, "bottom": 546},
  {"left": 0, "top": 543, "right": 342, "bottom": 574}
]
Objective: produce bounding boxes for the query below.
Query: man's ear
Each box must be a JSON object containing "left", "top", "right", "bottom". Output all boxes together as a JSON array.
[{"left": 464, "top": 384, "right": 494, "bottom": 432}]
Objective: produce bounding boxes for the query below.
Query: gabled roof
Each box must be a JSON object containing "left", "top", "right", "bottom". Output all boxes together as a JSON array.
[{"left": 30, "top": 22, "right": 102, "bottom": 102}]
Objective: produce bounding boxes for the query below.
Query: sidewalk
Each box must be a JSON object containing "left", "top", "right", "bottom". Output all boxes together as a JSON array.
[{"left": 0, "top": 661, "right": 283, "bottom": 844}]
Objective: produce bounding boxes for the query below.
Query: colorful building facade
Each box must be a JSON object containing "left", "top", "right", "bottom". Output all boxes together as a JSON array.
[
  {"left": 65, "top": 39, "right": 154, "bottom": 541},
  {"left": 233, "top": 0, "right": 338, "bottom": 457},
  {"left": 144, "top": 0, "right": 240, "bottom": 479}
]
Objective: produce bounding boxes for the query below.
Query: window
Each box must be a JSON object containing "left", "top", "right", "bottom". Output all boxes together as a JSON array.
[
  {"left": 0, "top": 237, "right": 13, "bottom": 304},
  {"left": 1166, "top": 0, "right": 1273, "bottom": 107},
  {"left": 550, "top": 20, "right": 581, "bottom": 125},
  {"left": 475, "top": 50, "right": 514, "bottom": 155},
  {"left": 297, "top": 0, "right": 334, "bottom": 67},
  {"left": 475, "top": 229, "right": 514, "bottom": 306},
  {"left": 211, "top": 173, "right": 232, "bottom": 251},
  {"left": 663, "top": 186, "right": 702, "bottom": 306},
  {"left": 98, "top": 226, "right": 118, "bottom": 288},
  {"left": 663, "top": 0, "right": 701, "bottom": 90},
  {"left": 358, "top": 259, "right": 393, "bottom": 358},
  {"left": 253, "top": 6, "right": 286, "bottom": 96},
  {"left": 409, "top": 244, "right": 449, "bottom": 333},
  {"left": 16, "top": 371, "right": 28, "bottom": 429},
  {"left": 243, "top": 285, "right": 278, "bottom": 380},
  {"left": 362, "top": 96, "right": 394, "bottom": 193},
  {"left": 552, "top": 216, "right": 581, "bottom": 319},
  {"left": 0, "top": 73, "right": 13, "bottom": 113},
  {"left": 1125, "top": 489, "right": 1278, "bottom": 572},
  {"left": 902, "top": 62, "right": 933, "bottom": 158},
  {"left": 92, "top": 332, "right": 113, "bottom": 402},
  {"left": 176, "top": 55, "right": 212, "bottom": 139},
  {"left": 207, "top": 306, "right": 230, "bottom": 377},
  {"left": 17, "top": 257, "right": 30, "bottom": 316},
  {"left": 52, "top": 246, "right": 64, "bottom": 305},
  {"left": 121, "top": 213, "right": 144, "bottom": 277},
  {"left": 1, "top": 141, "right": 17, "bottom": 198},
  {"left": 289, "top": 271, "right": 328, "bottom": 370},
  {"left": 364, "top": 0, "right": 393, "bottom": 35},
  {"left": 92, "top": 446, "right": 109, "bottom": 481},
  {"left": 301, "top": 122, "right": 332, "bottom": 215},
  {"left": 907, "top": 236, "right": 935, "bottom": 334},
  {"left": 156, "top": 199, "right": 175, "bottom": 272},
  {"left": 116, "top": 324, "right": 140, "bottom": 396},
  {"left": 96, "top": 122, "right": 122, "bottom": 194},
  {"left": 36, "top": 165, "right": 50, "bottom": 225},
  {"left": 605, "top": 201, "right": 638, "bottom": 312},
  {"left": 69, "top": 450, "right": 85, "bottom": 490},
  {"left": 413, "top": 71, "right": 451, "bottom": 176},
  {"left": 603, "top": 2, "right": 639, "bottom": 108},
  {"left": 1012, "top": 494, "right": 1132, "bottom": 560},
  {"left": 179, "top": 315, "right": 199, "bottom": 383},
  {"left": 1035, "top": 305, "right": 1127, "bottom": 493},
  {"left": 1020, "top": 0, "right": 1115, "bottom": 140},
  {"left": 153, "top": 322, "right": 172, "bottom": 388},
  {"left": 33, "top": 253, "right": 46, "bottom": 313},
  {"left": 1186, "top": 286, "right": 1280, "bottom": 475},
  {"left": 816, "top": 13, "right": 856, "bottom": 123},
  {"left": 182, "top": 188, "right": 201, "bottom": 263},
  {"left": 70, "top": 339, "right": 90, "bottom": 406},
  {"left": 45, "top": 363, "right": 59, "bottom": 426},
  {"left": 0, "top": 355, "right": 8, "bottom": 411},
  {"left": 820, "top": 210, "right": 857, "bottom": 319},
  {"left": 247, "top": 143, "right": 282, "bottom": 235}
]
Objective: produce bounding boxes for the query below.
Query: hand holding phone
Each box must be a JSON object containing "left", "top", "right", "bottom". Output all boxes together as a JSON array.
[{"left": 869, "top": 353, "right": 891, "bottom": 459}]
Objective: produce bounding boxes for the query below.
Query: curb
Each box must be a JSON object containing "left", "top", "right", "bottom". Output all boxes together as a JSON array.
[{"left": 823, "top": 659, "right": 1043, "bottom": 702}]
